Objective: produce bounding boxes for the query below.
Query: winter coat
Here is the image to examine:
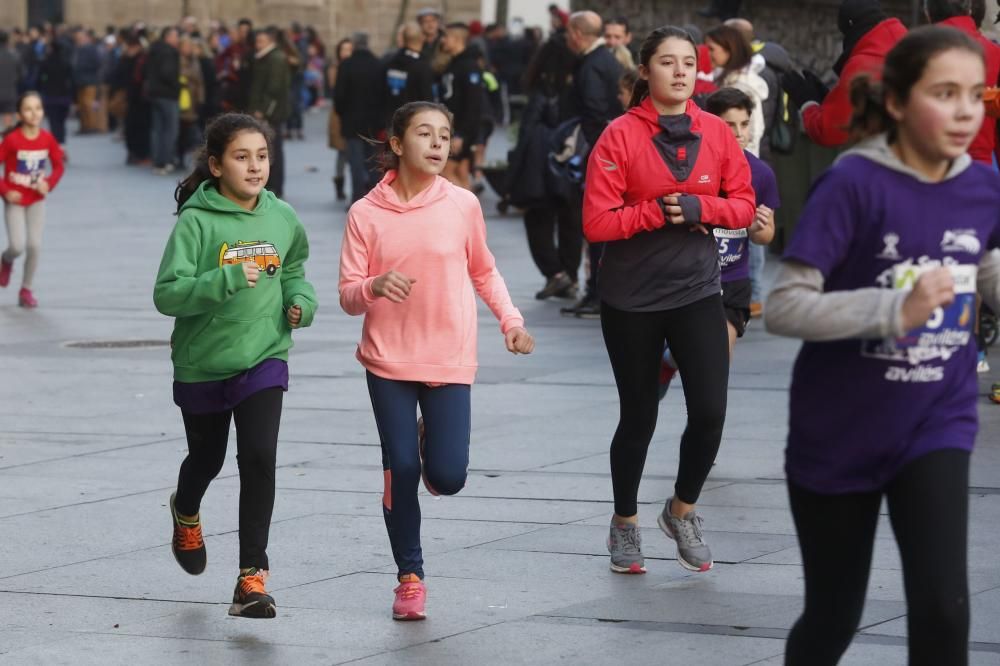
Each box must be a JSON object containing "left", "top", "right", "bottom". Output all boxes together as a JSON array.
[{"left": 801, "top": 18, "right": 906, "bottom": 147}]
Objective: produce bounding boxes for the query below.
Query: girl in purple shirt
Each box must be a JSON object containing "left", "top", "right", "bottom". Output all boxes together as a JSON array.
[{"left": 766, "top": 27, "right": 1000, "bottom": 665}]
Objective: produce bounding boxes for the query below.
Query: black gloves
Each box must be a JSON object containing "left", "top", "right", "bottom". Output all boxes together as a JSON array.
[{"left": 782, "top": 69, "right": 830, "bottom": 109}]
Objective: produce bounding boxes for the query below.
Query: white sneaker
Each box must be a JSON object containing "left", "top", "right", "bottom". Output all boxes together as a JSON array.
[{"left": 978, "top": 358, "right": 991, "bottom": 374}]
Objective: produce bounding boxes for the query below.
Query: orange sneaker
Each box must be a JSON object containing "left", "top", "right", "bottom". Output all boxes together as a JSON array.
[
  {"left": 229, "top": 568, "right": 276, "bottom": 618},
  {"left": 169, "top": 492, "right": 206, "bottom": 575},
  {"left": 392, "top": 573, "right": 427, "bottom": 621}
]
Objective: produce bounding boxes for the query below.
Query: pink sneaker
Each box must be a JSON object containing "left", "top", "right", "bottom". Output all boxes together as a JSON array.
[
  {"left": 392, "top": 573, "right": 426, "bottom": 621},
  {"left": 0, "top": 258, "right": 11, "bottom": 287},
  {"left": 18, "top": 288, "right": 37, "bottom": 308},
  {"left": 417, "top": 417, "right": 439, "bottom": 496}
]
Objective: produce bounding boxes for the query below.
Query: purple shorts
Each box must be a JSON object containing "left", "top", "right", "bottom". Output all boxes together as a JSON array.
[{"left": 173, "top": 358, "right": 288, "bottom": 414}]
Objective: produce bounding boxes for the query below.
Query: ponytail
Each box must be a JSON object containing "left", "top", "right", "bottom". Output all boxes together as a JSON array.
[
  {"left": 172, "top": 112, "right": 274, "bottom": 214},
  {"left": 173, "top": 149, "right": 214, "bottom": 213},
  {"left": 628, "top": 78, "right": 650, "bottom": 109},
  {"left": 848, "top": 75, "right": 893, "bottom": 141}
]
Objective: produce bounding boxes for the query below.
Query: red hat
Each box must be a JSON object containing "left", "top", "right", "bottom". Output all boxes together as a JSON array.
[{"left": 469, "top": 20, "right": 483, "bottom": 35}]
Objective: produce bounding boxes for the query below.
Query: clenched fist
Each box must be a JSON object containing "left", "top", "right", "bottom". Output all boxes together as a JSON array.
[
  {"left": 372, "top": 270, "right": 417, "bottom": 303},
  {"left": 504, "top": 327, "right": 535, "bottom": 355},
  {"left": 243, "top": 262, "right": 260, "bottom": 288},
  {"left": 901, "top": 267, "right": 955, "bottom": 331}
]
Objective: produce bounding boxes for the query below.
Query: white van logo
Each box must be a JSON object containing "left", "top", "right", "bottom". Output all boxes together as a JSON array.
[{"left": 941, "top": 230, "right": 981, "bottom": 255}]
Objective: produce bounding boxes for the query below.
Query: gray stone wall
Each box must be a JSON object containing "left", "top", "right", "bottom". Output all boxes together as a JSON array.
[{"left": 572, "top": 0, "right": 919, "bottom": 74}]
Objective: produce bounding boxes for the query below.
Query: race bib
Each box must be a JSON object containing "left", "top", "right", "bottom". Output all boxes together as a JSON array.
[
  {"left": 714, "top": 228, "right": 748, "bottom": 269},
  {"left": 862, "top": 262, "right": 977, "bottom": 369}
]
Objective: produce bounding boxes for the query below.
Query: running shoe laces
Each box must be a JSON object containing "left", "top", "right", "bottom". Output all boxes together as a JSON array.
[
  {"left": 174, "top": 523, "right": 203, "bottom": 551},
  {"left": 617, "top": 524, "right": 642, "bottom": 555},
  {"left": 239, "top": 569, "right": 268, "bottom": 597},
  {"left": 673, "top": 513, "right": 706, "bottom": 546}
]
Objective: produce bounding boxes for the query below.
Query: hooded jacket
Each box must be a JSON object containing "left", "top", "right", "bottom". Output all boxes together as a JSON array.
[
  {"left": 583, "top": 97, "right": 755, "bottom": 311},
  {"left": 938, "top": 15, "right": 1000, "bottom": 164},
  {"left": 153, "top": 182, "right": 317, "bottom": 382},
  {"left": 339, "top": 172, "right": 523, "bottom": 384},
  {"left": 801, "top": 17, "right": 906, "bottom": 147}
]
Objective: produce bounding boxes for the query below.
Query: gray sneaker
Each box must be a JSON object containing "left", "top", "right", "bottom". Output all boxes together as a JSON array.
[
  {"left": 657, "top": 499, "right": 713, "bottom": 572},
  {"left": 607, "top": 520, "right": 646, "bottom": 574}
]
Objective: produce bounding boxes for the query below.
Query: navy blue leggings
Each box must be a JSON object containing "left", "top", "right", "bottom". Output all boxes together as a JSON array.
[{"left": 366, "top": 371, "right": 471, "bottom": 580}]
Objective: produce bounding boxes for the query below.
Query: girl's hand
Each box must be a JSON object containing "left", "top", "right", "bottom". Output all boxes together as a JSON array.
[
  {"left": 243, "top": 262, "right": 260, "bottom": 288},
  {"left": 901, "top": 267, "right": 955, "bottom": 330},
  {"left": 750, "top": 205, "right": 775, "bottom": 243},
  {"left": 4, "top": 191, "right": 21, "bottom": 204},
  {"left": 34, "top": 179, "right": 49, "bottom": 196},
  {"left": 505, "top": 327, "right": 535, "bottom": 355},
  {"left": 287, "top": 305, "right": 302, "bottom": 328},
  {"left": 372, "top": 270, "right": 417, "bottom": 303},
  {"left": 751, "top": 205, "right": 773, "bottom": 231},
  {"left": 661, "top": 193, "right": 686, "bottom": 225}
]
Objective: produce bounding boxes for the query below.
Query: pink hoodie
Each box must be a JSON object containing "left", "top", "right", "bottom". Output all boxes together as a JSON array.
[{"left": 339, "top": 171, "right": 524, "bottom": 384}]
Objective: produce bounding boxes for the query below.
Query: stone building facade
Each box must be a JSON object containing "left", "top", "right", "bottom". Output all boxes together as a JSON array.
[
  {"left": 0, "top": 0, "right": 481, "bottom": 52},
  {"left": 573, "top": 0, "right": 1000, "bottom": 74}
]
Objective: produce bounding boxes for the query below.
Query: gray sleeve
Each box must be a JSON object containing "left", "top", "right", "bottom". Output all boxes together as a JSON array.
[
  {"left": 979, "top": 248, "right": 1000, "bottom": 314},
  {"left": 764, "top": 261, "right": 907, "bottom": 341}
]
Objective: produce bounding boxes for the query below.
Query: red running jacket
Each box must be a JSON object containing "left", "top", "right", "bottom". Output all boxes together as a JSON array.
[
  {"left": 940, "top": 16, "right": 1000, "bottom": 165},
  {"left": 802, "top": 18, "right": 907, "bottom": 147},
  {"left": 583, "top": 96, "right": 755, "bottom": 243},
  {"left": 582, "top": 97, "right": 756, "bottom": 311}
]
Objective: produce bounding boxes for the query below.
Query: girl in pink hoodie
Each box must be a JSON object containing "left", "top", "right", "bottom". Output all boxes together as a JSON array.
[{"left": 338, "top": 101, "right": 534, "bottom": 621}]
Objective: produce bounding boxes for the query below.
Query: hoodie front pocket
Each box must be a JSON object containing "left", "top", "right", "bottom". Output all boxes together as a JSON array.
[{"left": 187, "top": 315, "right": 278, "bottom": 374}]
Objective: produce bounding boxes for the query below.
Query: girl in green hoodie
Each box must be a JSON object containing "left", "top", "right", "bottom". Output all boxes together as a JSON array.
[{"left": 153, "top": 113, "right": 317, "bottom": 619}]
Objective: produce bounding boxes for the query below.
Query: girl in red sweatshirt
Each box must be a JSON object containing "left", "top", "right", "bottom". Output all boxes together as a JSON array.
[
  {"left": 0, "top": 92, "right": 65, "bottom": 307},
  {"left": 583, "top": 26, "right": 755, "bottom": 576},
  {"left": 338, "top": 101, "right": 534, "bottom": 621}
]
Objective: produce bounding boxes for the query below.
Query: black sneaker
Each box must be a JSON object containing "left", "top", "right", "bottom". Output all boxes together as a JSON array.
[
  {"left": 575, "top": 298, "right": 601, "bottom": 320},
  {"left": 535, "top": 272, "right": 574, "bottom": 300},
  {"left": 229, "top": 568, "right": 277, "bottom": 618},
  {"left": 561, "top": 294, "right": 593, "bottom": 317},
  {"left": 169, "top": 492, "right": 206, "bottom": 575}
]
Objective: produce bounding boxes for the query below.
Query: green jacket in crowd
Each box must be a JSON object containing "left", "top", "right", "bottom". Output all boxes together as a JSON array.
[{"left": 248, "top": 46, "right": 291, "bottom": 125}]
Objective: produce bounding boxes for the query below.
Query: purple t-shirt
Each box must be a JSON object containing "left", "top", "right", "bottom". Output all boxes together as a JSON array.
[
  {"left": 782, "top": 155, "right": 1000, "bottom": 493},
  {"left": 715, "top": 150, "right": 780, "bottom": 282},
  {"left": 173, "top": 358, "right": 288, "bottom": 415}
]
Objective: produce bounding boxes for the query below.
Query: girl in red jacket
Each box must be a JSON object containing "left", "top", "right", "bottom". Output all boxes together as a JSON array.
[
  {"left": 0, "top": 92, "right": 65, "bottom": 307},
  {"left": 583, "top": 26, "right": 755, "bottom": 575}
]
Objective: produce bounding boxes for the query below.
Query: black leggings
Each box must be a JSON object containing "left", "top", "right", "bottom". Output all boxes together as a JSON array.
[
  {"left": 523, "top": 202, "right": 582, "bottom": 280},
  {"left": 785, "top": 449, "right": 970, "bottom": 666},
  {"left": 174, "top": 387, "right": 283, "bottom": 570},
  {"left": 600, "top": 295, "right": 730, "bottom": 516}
]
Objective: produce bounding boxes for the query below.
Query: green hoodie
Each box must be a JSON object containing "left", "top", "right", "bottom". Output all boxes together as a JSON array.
[{"left": 153, "top": 182, "right": 318, "bottom": 382}]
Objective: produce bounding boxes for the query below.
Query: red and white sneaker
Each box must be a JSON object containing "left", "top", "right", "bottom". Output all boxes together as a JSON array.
[
  {"left": 18, "top": 288, "right": 37, "bottom": 308},
  {"left": 392, "top": 573, "right": 426, "bottom": 621},
  {"left": 0, "top": 258, "right": 11, "bottom": 287}
]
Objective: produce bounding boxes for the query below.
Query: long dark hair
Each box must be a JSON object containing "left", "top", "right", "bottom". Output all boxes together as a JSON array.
[
  {"left": 2, "top": 91, "right": 43, "bottom": 138},
  {"left": 174, "top": 113, "right": 274, "bottom": 214},
  {"left": 629, "top": 26, "right": 698, "bottom": 109},
  {"left": 848, "top": 25, "right": 982, "bottom": 142},
  {"left": 377, "top": 101, "right": 454, "bottom": 173},
  {"left": 704, "top": 24, "right": 753, "bottom": 82}
]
